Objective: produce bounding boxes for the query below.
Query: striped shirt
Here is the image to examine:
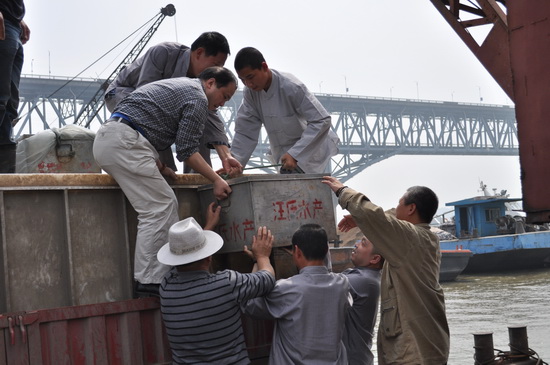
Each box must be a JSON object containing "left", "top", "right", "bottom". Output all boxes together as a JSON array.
[
  {"left": 114, "top": 77, "right": 208, "bottom": 161},
  {"left": 160, "top": 268, "right": 275, "bottom": 365}
]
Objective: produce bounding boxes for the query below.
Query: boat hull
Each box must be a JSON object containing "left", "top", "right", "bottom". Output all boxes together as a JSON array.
[
  {"left": 440, "top": 231, "right": 550, "bottom": 273},
  {"left": 330, "top": 247, "right": 469, "bottom": 282},
  {"left": 440, "top": 250, "right": 472, "bottom": 281}
]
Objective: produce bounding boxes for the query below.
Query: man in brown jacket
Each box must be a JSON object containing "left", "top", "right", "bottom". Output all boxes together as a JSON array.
[{"left": 323, "top": 176, "right": 450, "bottom": 365}]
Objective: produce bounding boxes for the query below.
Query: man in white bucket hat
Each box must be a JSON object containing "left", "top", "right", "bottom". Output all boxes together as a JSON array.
[{"left": 157, "top": 210, "right": 275, "bottom": 365}]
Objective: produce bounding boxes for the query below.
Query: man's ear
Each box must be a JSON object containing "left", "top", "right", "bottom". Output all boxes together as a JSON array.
[
  {"left": 293, "top": 245, "right": 303, "bottom": 260},
  {"left": 194, "top": 47, "right": 205, "bottom": 59},
  {"left": 205, "top": 256, "right": 213, "bottom": 271},
  {"left": 408, "top": 203, "right": 417, "bottom": 216},
  {"left": 204, "top": 78, "right": 216, "bottom": 90},
  {"left": 370, "top": 254, "right": 382, "bottom": 266}
]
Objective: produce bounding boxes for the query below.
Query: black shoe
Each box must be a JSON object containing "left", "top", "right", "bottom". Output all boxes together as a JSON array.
[{"left": 134, "top": 281, "right": 160, "bottom": 298}]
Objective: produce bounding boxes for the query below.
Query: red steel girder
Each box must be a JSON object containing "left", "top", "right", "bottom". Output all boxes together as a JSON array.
[
  {"left": 507, "top": 1, "right": 550, "bottom": 223},
  {"left": 430, "top": 0, "right": 550, "bottom": 223},
  {"left": 429, "top": 0, "right": 514, "bottom": 100}
]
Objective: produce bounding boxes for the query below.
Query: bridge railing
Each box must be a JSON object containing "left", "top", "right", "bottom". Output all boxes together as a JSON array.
[{"left": 17, "top": 76, "right": 518, "bottom": 182}]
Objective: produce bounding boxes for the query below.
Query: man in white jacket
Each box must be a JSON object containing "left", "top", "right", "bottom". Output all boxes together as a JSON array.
[{"left": 231, "top": 47, "right": 339, "bottom": 174}]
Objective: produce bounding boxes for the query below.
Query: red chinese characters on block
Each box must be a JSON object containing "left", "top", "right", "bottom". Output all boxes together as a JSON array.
[
  {"left": 216, "top": 199, "right": 325, "bottom": 243},
  {"left": 37, "top": 161, "right": 63, "bottom": 173},
  {"left": 218, "top": 219, "right": 255, "bottom": 242},
  {"left": 273, "top": 199, "right": 323, "bottom": 221},
  {"left": 36, "top": 161, "right": 95, "bottom": 173},
  {"left": 80, "top": 162, "right": 94, "bottom": 170}
]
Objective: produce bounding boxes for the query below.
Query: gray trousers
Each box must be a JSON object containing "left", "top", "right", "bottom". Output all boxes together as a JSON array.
[{"left": 93, "top": 121, "right": 179, "bottom": 284}]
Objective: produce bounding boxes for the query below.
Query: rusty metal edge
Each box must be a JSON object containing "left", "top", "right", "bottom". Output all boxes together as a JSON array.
[{"left": 0, "top": 173, "right": 211, "bottom": 189}]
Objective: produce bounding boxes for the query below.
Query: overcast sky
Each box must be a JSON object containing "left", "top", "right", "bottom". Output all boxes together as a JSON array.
[{"left": 21, "top": 0, "right": 521, "bottom": 212}]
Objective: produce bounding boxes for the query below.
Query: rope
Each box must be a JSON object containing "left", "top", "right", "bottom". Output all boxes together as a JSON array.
[{"left": 474, "top": 346, "right": 548, "bottom": 365}]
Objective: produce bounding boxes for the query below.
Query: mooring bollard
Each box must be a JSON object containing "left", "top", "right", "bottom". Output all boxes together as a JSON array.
[
  {"left": 473, "top": 326, "right": 545, "bottom": 364},
  {"left": 473, "top": 332, "right": 496, "bottom": 364},
  {"left": 508, "top": 325, "right": 530, "bottom": 358}
]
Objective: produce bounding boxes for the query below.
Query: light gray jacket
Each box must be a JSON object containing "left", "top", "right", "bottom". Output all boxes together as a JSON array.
[{"left": 231, "top": 69, "right": 339, "bottom": 173}]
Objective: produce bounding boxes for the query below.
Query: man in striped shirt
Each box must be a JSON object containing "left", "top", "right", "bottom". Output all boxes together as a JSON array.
[{"left": 157, "top": 207, "right": 275, "bottom": 365}]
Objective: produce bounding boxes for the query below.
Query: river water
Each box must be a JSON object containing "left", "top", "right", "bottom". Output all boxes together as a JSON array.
[
  {"left": 370, "top": 268, "right": 550, "bottom": 364},
  {"left": 442, "top": 268, "right": 550, "bottom": 364}
]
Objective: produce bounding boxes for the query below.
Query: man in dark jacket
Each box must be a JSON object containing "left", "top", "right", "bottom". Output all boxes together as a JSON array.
[{"left": 0, "top": 0, "right": 30, "bottom": 172}]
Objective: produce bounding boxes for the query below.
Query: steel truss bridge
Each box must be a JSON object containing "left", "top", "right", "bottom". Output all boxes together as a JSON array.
[{"left": 18, "top": 76, "right": 518, "bottom": 182}]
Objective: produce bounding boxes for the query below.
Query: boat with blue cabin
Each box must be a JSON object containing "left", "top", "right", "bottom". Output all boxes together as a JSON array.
[{"left": 438, "top": 183, "right": 550, "bottom": 273}]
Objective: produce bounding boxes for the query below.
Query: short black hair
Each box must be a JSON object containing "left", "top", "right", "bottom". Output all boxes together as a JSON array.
[
  {"left": 191, "top": 32, "right": 230, "bottom": 56},
  {"left": 370, "top": 242, "right": 386, "bottom": 267},
  {"left": 403, "top": 186, "right": 439, "bottom": 223},
  {"left": 291, "top": 224, "right": 328, "bottom": 261},
  {"left": 198, "top": 66, "right": 237, "bottom": 88},
  {"left": 234, "top": 47, "right": 265, "bottom": 72}
]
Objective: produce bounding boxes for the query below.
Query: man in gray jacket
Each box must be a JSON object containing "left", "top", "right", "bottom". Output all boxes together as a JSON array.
[
  {"left": 342, "top": 235, "right": 383, "bottom": 365},
  {"left": 243, "top": 224, "right": 351, "bottom": 364},
  {"left": 105, "top": 32, "right": 239, "bottom": 173}
]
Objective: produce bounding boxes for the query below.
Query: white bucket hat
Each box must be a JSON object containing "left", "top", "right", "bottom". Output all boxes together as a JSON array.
[{"left": 157, "top": 217, "right": 223, "bottom": 266}]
